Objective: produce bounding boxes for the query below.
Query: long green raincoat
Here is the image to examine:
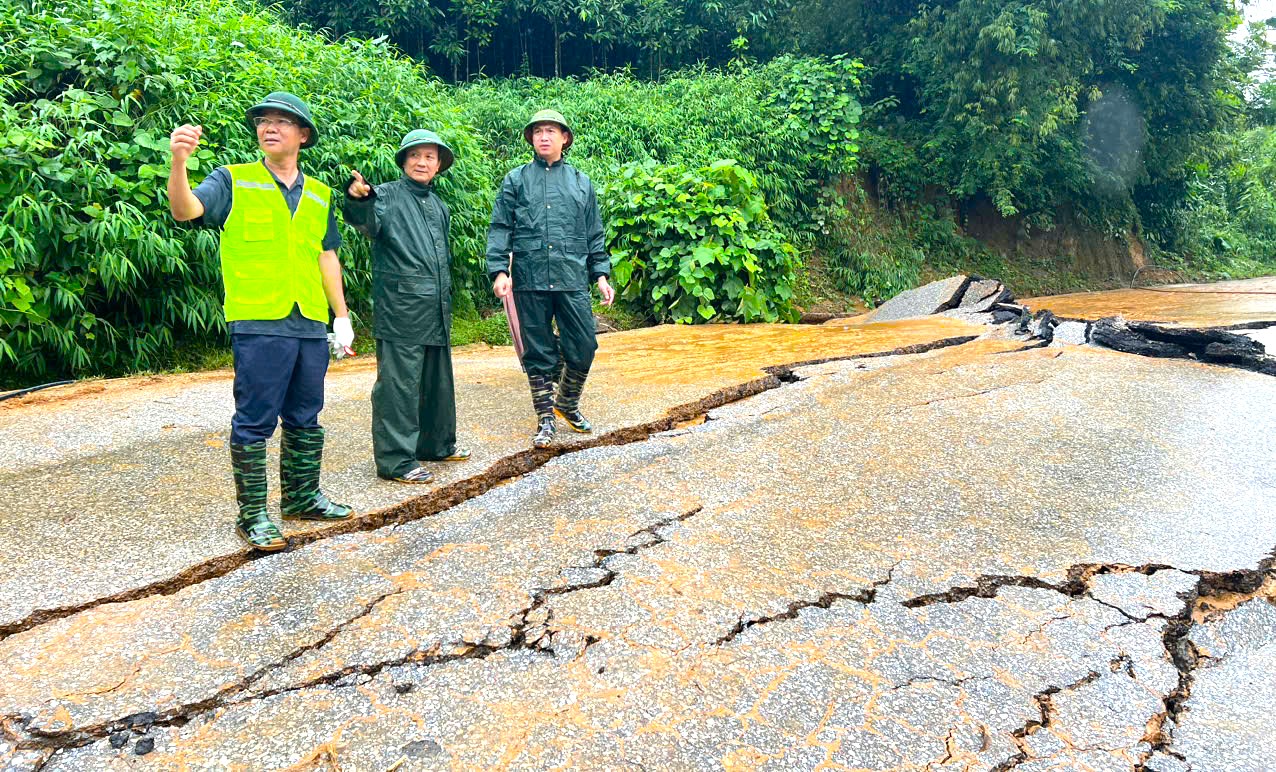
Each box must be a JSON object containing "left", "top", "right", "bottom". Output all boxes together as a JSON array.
[{"left": 345, "top": 176, "right": 458, "bottom": 477}]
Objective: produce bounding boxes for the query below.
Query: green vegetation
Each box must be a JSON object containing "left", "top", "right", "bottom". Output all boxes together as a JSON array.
[
  {"left": 1167, "top": 125, "right": 1276, "bottom": 278},
  {"left": 283, "top": 0, "right": 788, "bottom": 79},
  {"left": 2, "top": 0, "right": 1275, "bottom": 389},
  {"left": 457, "top": 54, "right": 863, "bottom": 222},
  {"left": 607, "top": 160, "right": 799, "bottom": 323},
  {"left": 450, "top": 313, "right": 513, "bottom": 347},
  {"left": 0, "top": 0, "right": 494, "bottom": 384},
  {"left": 0, "top": 0, "right": 865, "bottom": 384}
]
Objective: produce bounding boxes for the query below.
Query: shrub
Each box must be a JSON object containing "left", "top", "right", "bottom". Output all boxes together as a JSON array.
[
  {"left": 808, "top": 187, "right": 922, "bottom": 306},
  {"left": 1169, "top": 127, "right": 1276, "bottom": 277},
  {"left": 605, "top": 159, "right": 799, "bottom": 323},
  {"left": 457, "top": 56, "right": 864, "bottom": 221}
]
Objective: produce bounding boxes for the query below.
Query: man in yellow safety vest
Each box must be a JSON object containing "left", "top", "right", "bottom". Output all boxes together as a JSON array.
[{"left": 167, "top": 91, "right": 355, "bottom": 551}]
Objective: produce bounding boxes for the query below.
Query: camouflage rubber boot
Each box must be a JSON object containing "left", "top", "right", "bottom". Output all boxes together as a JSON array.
[
  {"left": 553, "top": 367, "right": 592, "bottom": 433},
  {"left": 529, "top": 373, "right": 556, "bottom": 448},
  {"left": 230, "top": 441, "right": 286, "bottom": 551},
  {"left": 549, "top": 356, "right": 565, "bottom": 401},
  {"left": 279, "top": 427, "right": 355, "bottom": 521}
]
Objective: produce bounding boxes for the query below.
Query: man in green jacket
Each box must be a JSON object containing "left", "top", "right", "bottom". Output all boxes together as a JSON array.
[
  {"left": 486, "top": 110, "right": 614, "bottom": 448},
  {"left": 168, "top": 92, "right": 355, "bottom": 551},
  {"left": 345, "top": 130, "right": 470, "bottom": 483}
]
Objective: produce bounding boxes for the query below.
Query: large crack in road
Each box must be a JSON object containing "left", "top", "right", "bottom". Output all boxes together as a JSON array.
[
  {"left": 889, "top": 553, "right": 1276, "bottom": 770},
  {"left": 32, "top": 553, "right": 1274, "bottom": 769}
]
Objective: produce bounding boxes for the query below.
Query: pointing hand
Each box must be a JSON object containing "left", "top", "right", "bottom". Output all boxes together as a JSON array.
[{"left": 348, "top": 169, "right": 371, "bottom": 199}]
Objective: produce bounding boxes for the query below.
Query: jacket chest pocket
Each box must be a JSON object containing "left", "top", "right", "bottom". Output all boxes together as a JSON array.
[
  {"left": 512, "top": 236, "right": 542, "bottom": 257},
  {"left": 562, "top": 237, "right": 588, "bottom": 256}
]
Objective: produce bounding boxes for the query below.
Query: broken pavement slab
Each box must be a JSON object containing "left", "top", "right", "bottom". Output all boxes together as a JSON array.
[
  {"left": 863, "top": 275, "right": 973, "bottom": 323},
  {"left": 1089, "top": 317, "right": 1276, "bottom": 375},
  {"left": 954, "top": 277, "right": 1012, "bottom": 313},
  {"left": 0, "top": 317, "right": 983, "bottom": 636},
  {"left": 861, "top": 275, "right": 1015, "bottom": 325},
  {"left": 5, "top": 340, "right": 1276, "bottom": 768},
  {"left": 1163, "top": 579, "right": 1276, "bottom": 772},
  {"left": 1088, "top": 570, "right": 1199, "bottom": 620}
]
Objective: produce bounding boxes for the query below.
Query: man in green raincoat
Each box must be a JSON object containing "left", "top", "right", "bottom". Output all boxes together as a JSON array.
[
  {"left": 345, "top": 130, "right": 470, "bottom": 484},
  {"left": 485, "top": 109, "right": 614, "bottom": 448}
]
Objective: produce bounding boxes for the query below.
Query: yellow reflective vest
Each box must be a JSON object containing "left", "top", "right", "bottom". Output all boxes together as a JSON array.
[{"left": 220, "top": 162, "right": 331, "bottom": 323}]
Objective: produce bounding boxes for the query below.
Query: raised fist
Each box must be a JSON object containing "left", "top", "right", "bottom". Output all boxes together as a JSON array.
[{"left": 169, "top": 124, "right": 202, "bottom": 162}]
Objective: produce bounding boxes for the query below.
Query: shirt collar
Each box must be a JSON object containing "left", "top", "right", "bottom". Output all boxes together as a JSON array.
[
  {"left": 533, "top": 156, "right": 565, "bottom": 169},
  {"left": 260, "top": 159, "right": 304, "bottom": 192}
]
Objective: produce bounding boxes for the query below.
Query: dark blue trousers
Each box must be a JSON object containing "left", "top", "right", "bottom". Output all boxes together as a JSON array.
[{"left": 230, "top": 334, "right": 329, "bottom": 445}]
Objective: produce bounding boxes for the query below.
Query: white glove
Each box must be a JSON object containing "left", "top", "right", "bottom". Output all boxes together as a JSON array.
[{"left": 333, "top": 316, "right": 355, "bottom": 349}]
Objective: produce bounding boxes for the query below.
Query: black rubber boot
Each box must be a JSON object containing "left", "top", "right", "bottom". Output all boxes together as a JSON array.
[
  {"left": 528, "top": 373, "right": 557, "bottom": 448},
  {"left": 553, "top": 366, "right": 592, "bottom": 433},
  {"left": 279, "top": 427, "right": 355, "bottom": 521},
  {"left": 230, "top": 441, "right": 286, "bottom": 551}
]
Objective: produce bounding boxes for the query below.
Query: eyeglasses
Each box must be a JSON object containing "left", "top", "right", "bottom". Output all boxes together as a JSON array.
[{"left": 252, "top": 116, "right": 298, "bottom": 129}]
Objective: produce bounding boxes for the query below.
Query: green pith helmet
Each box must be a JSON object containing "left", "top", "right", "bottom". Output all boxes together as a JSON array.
[
  {"left": 395, "top": 129, "right": 455, "bottom": 173},
  {"left": 245, "top": 92, "right": 318, "bottom": 148},
  {"left": 522, "top": 109, "right": 573, "bottom": 150}
]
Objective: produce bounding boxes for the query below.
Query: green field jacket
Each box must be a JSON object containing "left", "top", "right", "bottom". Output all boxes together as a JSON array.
[{"left": 485, "top": 157, "right": 609, "bottom": 291}]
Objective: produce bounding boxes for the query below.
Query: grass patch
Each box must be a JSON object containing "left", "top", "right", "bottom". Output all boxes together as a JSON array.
[{"left": 451, "top": 312, "right": 513, "bottom": 347}]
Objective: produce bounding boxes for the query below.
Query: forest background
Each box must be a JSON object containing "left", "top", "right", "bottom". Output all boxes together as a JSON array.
[{"left": 2, "top": 0, "right": 1276, "bottom": 385}]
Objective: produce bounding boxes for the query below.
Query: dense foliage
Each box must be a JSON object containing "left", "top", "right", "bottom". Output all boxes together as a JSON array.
[
  {"left": 3, "top": 0, "right": 1274, "bottom": 386},
  {"left": 1171, "top": 125, "right": 1276, "bottom": 275},
  {"left": 459, "top": 55, "right": 862, "bottom": 214},
  {"left": 783, "top": 0, "right": 1248, "bottom": 237},
  {"left": 0, "top": 0, "right": 498, "bottom": 381},
  {"left": 282, "top": 0, "right": 790, "bottom": 80},
  {"left": 606, "top": 160, "right": 799, "bottom": 323},
  {"left": 0, "top": 0, "right": 864, "bottom": 382}
]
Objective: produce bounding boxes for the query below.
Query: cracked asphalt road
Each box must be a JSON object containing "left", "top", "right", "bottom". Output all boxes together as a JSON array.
[
  {"left": 2, "top": 279, "right": 1275, "bottom": 770},
  {"left": 0, "top": 316, "right": 982, "bottom": 637}
]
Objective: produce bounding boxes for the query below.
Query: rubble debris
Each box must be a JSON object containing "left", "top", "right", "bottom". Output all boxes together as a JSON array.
[{"left": 1091, "top": 317, "right": 1276, "bottom": 374}]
